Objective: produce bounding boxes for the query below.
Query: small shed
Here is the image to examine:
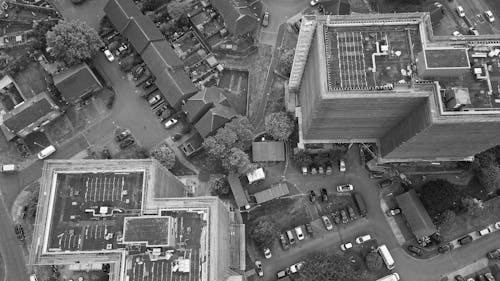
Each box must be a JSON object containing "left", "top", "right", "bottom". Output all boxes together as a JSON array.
[
  {"left": 396, "top": 189, "right": 437, "bottom": 239},
  {"left": 252, "top": 141, "right": 286, "bottom": 162},
  {"left": 253, "top": 182, "right": 289, "bottom": 204},
  {"left": 246, "top": 167, "right": 265, "bottom": 184},
  {"left": 227, "top": 173, "right": 250, "bottom": 210}
]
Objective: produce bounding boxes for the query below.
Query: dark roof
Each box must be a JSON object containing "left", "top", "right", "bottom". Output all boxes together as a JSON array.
[
  {"left": 252, "top": 141, "right": 286, "bottom": 162},
  {"left": 141, "top": 41, "right": 184, "bottom": 73},
  {"left": 194, "top": 103, "right": 237, "bottom": 137},
  {"left": 3, "top": 93, "right": 57, "bottom": 133},
  {"left": 210, "top": 0, "right": 262, "bottom": 35},
  {"left": 254, "top": 182, "right": 289, "bottom": 204},
  {"left": 396, "top": 189, "right": 437, "bottom": 239},
  {"left": 53, "top": 63, "right": 102, "bottom": 103},
  {"left": 103, "top": 0, "right": 142, "bottom": 31},
  {"left": 227, "top": 173, "right": 249, "bottom": 208},
  {"left": 123, "top": 15, "right": 164, "bottom": 54},
  {"left": 154, "top": 69, "right": 198, "bottom": 108},
  {"left": 183, "top": 87, "right": 229, "bottom": 123}
]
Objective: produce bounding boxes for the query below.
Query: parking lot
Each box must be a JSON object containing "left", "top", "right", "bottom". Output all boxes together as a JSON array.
[
  {"left": 129, "top": 250, "right": 200, "bottom": 281},
  {"left": 84, "top": 174, "right": 126, "bottom": 202}
]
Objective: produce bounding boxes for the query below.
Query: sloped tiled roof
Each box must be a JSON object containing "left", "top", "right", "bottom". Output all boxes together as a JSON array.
[
  {"left": 183, "top": 87, "right": 229, "bottom": 124},
  {"left": 3, "top": 92, "right": 57, "bottom": 133},
  {"left": 53, "top": 63, "right": 102, "bottom": 104},
  {"left": 103, "top": 0, "right": 142, "bottom": 31},
  {"left": 123, "top": 15, "right": 164, "bottom": 54},
  {"left": 141, "top": 41, "right": 184, "bottom": 73},
  {"left": 396, "top": 189, "right": 437, "bottom": 239},
  {"left": 210, "top": 0, "right": 262, "bottom": 36},
  {"left": 194, "top": 103, "right": 238, "bottom": 137}
]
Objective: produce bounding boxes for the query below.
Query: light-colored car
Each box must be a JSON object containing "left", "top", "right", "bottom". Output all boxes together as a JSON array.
[
  {"left": 478, "top": 228, "right": 491, "bottom": 236},
  {"left": 310, "top": 0, "right": 319, "bottom": 6},
  {"left": 263, "top": 248, "right": 272, "bottom": 259},
  {"left": 434, "top": 2, "right": 442, "bottom": 8},
  {"left": 262, "top": 11, "right": 269, "bottom": 27},
  {"left": 495, "top": 221, "right": 500, "bottom": 230},
  {"left": 0, "top": 164, "right": 19, "bottom": 172},
  {"left": 321, "top": 215, "right": 333, "bottom": 230},
  {"left": 164, "top": 118, "right": 178, "bottom": 129},
  {"left": 386, "top": 208, "right": 401, "bottom": 216},
  {"left": 339, "top": 159, "right": 346, "bottom": 172},
  {"left": 37, "top": 145, "right": 56, "bottom": 160},
  {"left": 485, "top": 10, "right": 495, "bottom": 22},
  {"left": 336, "top": 184, "right": 354, "bottom": 192},
  {"left": 452, "top": 31, "right": 462, "bottom": 36},
  {"left": 340, "top": 242, "right": 353, "bottom": 251},
  {"left": 301, "top": 166, "right": 308, "bottom": 175},
  {"left": 104, "top": 49, "right": 115, "bottom": 62},
  {"left": 294, "top": 226, "right": 305, "bottom": 240},
  {"left": 255, "top": 261, "right": 263, "bottom": 277},
  {"left": 289, "top": 261, "right": 304, "bottom": 273},
  {"left": 355, "top": 234, "right": 372, "bottom": 244},
  {"left": 456, "top": 6, "right": 465, "bottom": 17},
  {"left": 148, "top": 94, "right": 161, "bottom": 105}
]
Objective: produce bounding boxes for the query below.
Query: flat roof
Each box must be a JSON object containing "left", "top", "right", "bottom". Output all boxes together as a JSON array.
[
  {"left": 252, "top": 141, "right": 285, "bottom": 162},
  {"left": 325, "top": 24, "right": 422, "bottom": 91},
  {"left": 424, "top": 48, "right": 470, "bottom": 68},
  {"left": 123, "top": 216, "right": 175, "bottom": 246}
]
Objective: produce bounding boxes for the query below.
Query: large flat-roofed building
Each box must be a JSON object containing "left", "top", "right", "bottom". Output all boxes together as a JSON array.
[
  {"left": 30, "top": 159, "right": 245, "bottom": 281},
  {"left": 290, "top": 13, "right": 500, "bottom": 162}
]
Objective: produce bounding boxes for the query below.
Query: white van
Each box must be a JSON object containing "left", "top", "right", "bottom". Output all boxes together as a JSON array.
[
  {"left": 378, "top": 244, "right": 395, "bottom": 270},
  {"left": 37, "top": 145, "right": 56, "bottom": 160},
  {"left": 0, "top": 164, "right": 19, "bottom": 172},
  {"left": 376, "top": 273, "right": 400, "bottom": 281},
  {"left": 30, "top": 274, "right": 38, "bottom": 281}
]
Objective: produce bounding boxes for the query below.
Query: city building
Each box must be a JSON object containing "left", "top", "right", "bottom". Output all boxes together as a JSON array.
[
  {"left": 30, "top": 159, "right": 246, "bottom": 281},
  {"left": 289, "top": 13, "right": 500, "bottom": 162},
  {"left": 53, "top": 63, "right": 103, "bottom": 104}
]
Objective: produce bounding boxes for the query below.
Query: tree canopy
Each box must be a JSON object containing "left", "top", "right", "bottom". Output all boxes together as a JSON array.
[
  {"left": 277, "top": 49, "right": 295, "bottom": 76},
  {"left": 365, "top": 251, "right": 383, "bottom": 271},
  {"left": 151, "top": 143, "right": 176, "bottom": 169},
  {"left": 295, "top": 252, "right": 364, "bottom": 281},
  {"left": 167, "top": 1, "right": 191, "bottom": 20},
  {"left": 419, "top": 179, "right": 464, "bottom": 220},
  {"left": 265, "top": 112, "right": 295, "bottom": 141},
  {"left": 33, "top": 20, "right": 58, "bottom": 51},
  {"left": 250, "top": 220, "right": 279, "bottom": 249},
  {"left": 46, "top": 20, "right": 103, "bottom": 66},
  {"left": 224, "top": 116, "right": 254, "bottom": 151}
]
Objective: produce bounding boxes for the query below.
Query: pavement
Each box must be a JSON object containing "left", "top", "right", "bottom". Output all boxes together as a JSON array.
[{"left": 259, "top": 0, "right": 309, "bottom": 46}]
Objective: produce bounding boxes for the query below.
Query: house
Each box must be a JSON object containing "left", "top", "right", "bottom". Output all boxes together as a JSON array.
[
  {"left": 194, "top": 102, "right": 237, "bottom": 137},
  {"left": 0, "top": 92, "right": 62, "bottom": 140},
  {"left": 252, "top": 141, "right": 286, "bottom": 162},
  {"left": 227, "top": 173, "right": 250, "bottom": 210},
  {"left": 210, "top": 0, "right": 262, "bottom": 36},
  {"left": 53, "top": 63, "right": 103, "bottom": 104},
  {"left": 183, "top": 86, "right": 231, "bottom": 124},
  {"left": 396, "top": 189, "right": 437, "bottom": 240}
]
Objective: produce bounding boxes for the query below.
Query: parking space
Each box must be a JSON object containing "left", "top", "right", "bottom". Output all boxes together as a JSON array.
[{"left": 84, "top": 174, "right": 125, "bottom": 202}]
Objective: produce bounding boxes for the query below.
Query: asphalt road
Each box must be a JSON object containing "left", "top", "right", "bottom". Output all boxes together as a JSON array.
[
  {"left": 446, "top": 0, "right": 499, "bottom": 34},
  {"left": 259, "top": 0, "right": 308, "bottom": 45}
]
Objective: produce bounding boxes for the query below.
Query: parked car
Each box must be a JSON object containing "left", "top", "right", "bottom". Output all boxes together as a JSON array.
[
  {"left": 310, "top": 0, "right": 320, "bottom": 6},
  {"left": 318, "top": 166, "right": 324, "bottom": 175},
  {"left": 434, "top": 1, "right": 442, "bottom": 8},
  {"left": 143, "top": 78, "right": 155, "bottom": 89},
  {"left": 263, "top": 248, "right": 272, "bottom": 259},
  {"left": 164, "top": 118, "right": 178, "bottom": 129},
  {"left": 262, "top": 11, "right": 270, "bottom": 27},
  {"left": 325, "top": 165, "right": 332, "bottom": 175},
  {"left": 407, "top": 245, "right": 423, "bottom": 256},
  {"left": 286, "top": 230, "right": 296, "bottom": 245},
  {"left": 148, "top": 94, "right": 161, "bottom": 105},
  {"left": 276, "top": 270, "right": 288, "bottom": 279},
  {"left": 133, "top": 66, "right": 145, "bottom": 79},
  {"left": 279, "top": 233, "right": 290, "bottom": 250},
  {"left": 347, "top": 206, "right": 357, "bottom": 220},
  {"left": 295, "top": 226, "right": 305, "bottom": 240},
  {"left": 378, "top": 179, "right": 393, "bottom": 189},
  {"left": 115, "top": 129, "right": 131, "bottom": 142},
  {"left": 485, "top": 273, "right": 495, "bottom": 281},
  {"left": 301, "top": 166, "right": 308, "bottom": 175},
  {"left": 386, "top": 208, "right": 401, "bottom": 216},
  {"left": 469, "top": 27, "right": 479, "bottom": 36},
  {"left": 454, "top": 275, "right": 465, "bottom": 281},
  {"left": 320, "top": 188, "right": 328, "bottom": 201},
  {"left": 478, "top": 228, "right": 491, "bottom": 236},
  {"left": 0, "top": 164, "right": 19, "bottom": 172},
  {"left": 495, "top": 221, "right": 500, "bottom": 230},
  {"left": 332, "top": 211, "right": 341, "bottom": 224},
  {"left": 479, "top": 275, "right": 487, "bottom": 281},
  {"left": 340, "top": 242, "right": 353, "bottom": 251},
  {"left": 337, "top": 184, "right": 353, "bottom": 193},
  {"left": 255, "top": 261, "right": 263, "bottom": 277},
  {"left": 321, "top": 215, "right": 333, "bottom": 230},
  {"left": 452, "top": 31, "right": 462, "bottom": 36},
  {"left": 119, "top": 136, "right": 135, "bottom": 149},
  {"left": 487, "top": 248, "right": 500, "bottom": 259},
  {"left": 305, "top": 223, "right": 313, "bottom": 236},
  {"left": 456, "top": 6, "right": 465, "bottom": 17},
  {"left": 485, "top": 10, "right": 495, "bottom": 22},
  {"left": 438, "top": 243, "right": 454, "bottom": 254},
  {"left": 104, "top": 49, "right": 115, "bottom": 62},
  {"left": 458, "top": 235, "right": 473, "bottom": 245},
  {"left": 37, "top": 145, "right": 56, "bottom": 160},
  {"left": 369, "top": 171, "right": 384, "bottom": 179},
  {"left": 339, "top": 159, "right": 346, "bottom": 172},
  {"left": 289, "top": 261, "right": 304, "bottom": 273},
  {"left": 340, "top": 209, "right": 349, "bottom": 223},
  {"left": 311, "top": 167, "right": 318, "bottom": 175},
  {"left": 355, "top": 234, "right": 372, "bottom": 244},
  {"left": 171, "top": 133, "right": 182, "bottom": 141},
  {"left": 309, "top": 190, "right": 316, "bottom": 203}
]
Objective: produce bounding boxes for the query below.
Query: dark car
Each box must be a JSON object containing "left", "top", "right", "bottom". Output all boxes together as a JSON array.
[
  {"left": 309, "top": 190, "right": 316, "bottom": 203},
  {"left": 378, "top": 179, "right": 393, "bottom": 189},
  {"left": 320, "top": 188, "right": 328, "bottom": 202},
  {"left": 115, "top": 129, "right": 131, "bottom": 142},
  {"left": 487, "top": 248, "right": 500, "bottom": 259},
  {"left": 305, "top": 223, "right": 313, "bottom": 236},
  {"left": 407, "top": 245, "right": 423, "bottom": 256},
  {"left": 143, "top": 78, "right": 155, "bottom": 89},
  {"left": 347, "top": 206, "right": 357, "bottom": 220},
  {"left": 340, "top": 209, "right": 349, "bottom": 223},
  {"left": 262, "top": 11, "right": 270, "bottom": 27},
  {"left": 279, "top": 233, "right": 290, "bottom": 250},
  {"left": 454, "top": 275, "right": 465, "bottom": 281},
  {"left": 458, "top": 235, "right": 473, "bottom": 245},
  {"left": 438, "top": 243, "right": 454, "bottom": 254},
  {"left": 478, "top": 275, "right": 487, "bottom": 281},
  {"left": 119, "top": 136, "right": 135, "bottom": 149},
  {"left": 171, "top": 133, "right": 182, "bottom": 141},
  {"left": 332, "top": 211, "right": 341, "bottom": 224},
  {"left": 369, "top": 171, "right": 385, "bottom": 179}
]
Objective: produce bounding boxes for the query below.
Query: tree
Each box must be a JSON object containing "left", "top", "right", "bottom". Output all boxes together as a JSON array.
[
  {"left": 167, "top": 1, "right": 191, "bottom": 20},
  {"left": 203, "top": 127, "right": 237, "bottom": 158},
  {"left": 296, "top": 252, "right": 363, "bottom": 281},
  {"left": 436, "top": 209, "right": 456, "bottom": 228},
  {"left": 33, "top": 20, "right": 58, "bottom": 51},
  {"left": 277, "top": 49, "right": 295, "bottom": 76},
  {"left": 46, "top": 20, "right": 103, "bottom": 66},
  {"left": 265, "top": 112, "right": 295, "bottom": 141},
  {"left": 211, "top": 177, "right": 231, "bottom": 196},
  {"left": 224, "top": 116, "right": 254, "bottom": 151},
  {"left": 295, "top": 151, "right": 312, "bottom": 167},
  {"left": 141, "top": 0, "right": 164, "bottom": 12},
  {"left": 365, "top": 252, "right": 383, "bottom": 271},
  {"left": 159, "top": 20, "right": 177, "bottom": 37},
  {"left": 250, "top": 220, "right": 278, "bottom": 249},
  {"left": 226, "top": 147, "right": 256, "bottom": 174},
  {"left": 476, "top": 165, "right": 500, "bottom": 194},
  {"left": 151, "top": 143, "right": 176, "bottom": 169},
  {"left": 461, "top": 196, "right": 485, "bottom": 217},
  {"left": 419, "top": 179, "right": 464, "bottom": 220}
]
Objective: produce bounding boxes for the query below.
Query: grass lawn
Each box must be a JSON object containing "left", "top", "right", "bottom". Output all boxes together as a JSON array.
[
  {"left": 247, "top": 197, "right": 311, "bottom": 231},
  {"left": 439, "top": 196, "right": 500, "bottom": 241},
  {"left": 13, "top": 63, "right": 49, "bottom": 99},
  {"left": 170, "top": 160, "right": 196, "bottom": 176}
]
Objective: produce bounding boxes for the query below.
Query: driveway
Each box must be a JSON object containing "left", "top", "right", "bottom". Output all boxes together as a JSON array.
[{"left": 259, "top": 0, "right": 308, "bottom": 45}]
